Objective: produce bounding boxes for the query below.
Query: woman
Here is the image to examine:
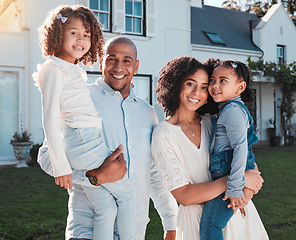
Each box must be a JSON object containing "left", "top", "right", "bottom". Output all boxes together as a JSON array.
[{"left": 151, "top": 56, "right": 268, "bottom": 240}]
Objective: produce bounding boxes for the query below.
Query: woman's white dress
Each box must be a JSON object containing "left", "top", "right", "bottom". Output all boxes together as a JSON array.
[{"left": 151, "top": 117, "right": 269, "bottom": 240}]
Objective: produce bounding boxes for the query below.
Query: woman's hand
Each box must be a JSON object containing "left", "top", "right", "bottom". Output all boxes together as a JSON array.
[
  {"left": 245, "top": 169, "right": 263, "bottom": 194},
  {"left": 55, "top": 173, "right": 72, "bottom": 189},
  {"left": 164, "top": 230, "right": 176, "bottom": 240}
]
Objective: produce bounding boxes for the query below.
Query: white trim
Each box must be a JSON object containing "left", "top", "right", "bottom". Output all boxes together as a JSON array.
[
  {"left": 113, "top": 0, "right": 125, "bottom": 33},
  {"left": 146, "top": 0, "right": 156, "bottom": 37},
  {"left": 104, "top": 32, "right": 152, "bottom": 41},
  {"left": 191, "top": 44, "right": 262, "bottom": 57},
  {"left": 76, "top": 0, "right": 89, "bottom": 7},
  {"left": 0, "top": 30, "right": 26, "bottom": 37},
  {"left": 190, "top": 0, "right": 202, "bottom": 8},
  {"left": 0, "top": 158, "right": 18, "bottom": 166},
  {"left": 256, "top": 3, "right": 281, "bottom": 29}
]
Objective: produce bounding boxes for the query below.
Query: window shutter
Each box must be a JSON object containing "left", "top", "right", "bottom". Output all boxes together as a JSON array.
[
  {"left": 146, "top": 0, "right": 155, "bottom": 37},
  {"left": 0, "top": 71, "right": 19, "bottom": 158},
  {"left": 113, "top": 0, "right": 125, "bottom": 33},
  {"left": 76, "top": 0, "right": 89, "bottom": 7}
]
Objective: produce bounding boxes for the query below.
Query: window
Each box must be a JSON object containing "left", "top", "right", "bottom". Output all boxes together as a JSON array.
[
  {"left": 125, "top": 0, "right": 145, "bottom": 35},
  {"left": 131, "top": 74, "right": 152, "bottom": 104},
  {"left": 203, "top": 32, "right": 226, "bottom": 45},
  {"left": 277, "top": 45, "right": 285, "bottom": 65},
  {"left": 90, "top": 0, "right": 111, "bottom": 31},
  {"left": 86, "top": 72, "right": 152, "bottom": 104},
  {"left": 0, "top": 68, "right": 24, "bottom": 161}
]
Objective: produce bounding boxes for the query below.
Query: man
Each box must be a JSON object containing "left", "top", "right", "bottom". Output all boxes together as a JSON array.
[{"left": 66, "top": 36, "right": 178, "bottom": 239}]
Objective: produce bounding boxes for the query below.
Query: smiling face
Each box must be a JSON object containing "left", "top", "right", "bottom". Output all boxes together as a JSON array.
[
  {"left": 57, "top": 17, "right": 91, "bottom": 63},
  {"left": 208, "top": 65, "right": 246, "bottom": 103},
  {"left": 100, "top": 40, "right": 139, "bottom": 99},
  {"left": 179, "top": 69, "right": 209, "bottom": 112}
]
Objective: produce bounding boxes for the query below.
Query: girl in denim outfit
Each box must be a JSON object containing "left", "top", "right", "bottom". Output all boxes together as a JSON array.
[
  {"left": 34, "top": 5, "right": 136, "bottom": 240},
  {"left": 200, "top": 60, "right": 262, "bottom": 240}
]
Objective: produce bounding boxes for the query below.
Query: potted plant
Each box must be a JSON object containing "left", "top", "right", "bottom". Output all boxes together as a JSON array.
[
  {"left": 268, "top": 118, "right": 281, "bottom": 147},
  {"left": 10, "top": 131, "right": 34, "bottom": 168}
]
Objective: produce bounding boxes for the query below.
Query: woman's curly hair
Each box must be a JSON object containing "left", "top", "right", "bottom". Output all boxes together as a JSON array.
[
  {"left": 39, "top": 5, "right": 104, "bottom": 66},
  {"left": 156, "top": 56, "right": 219, "bottom": 117},
  {"left": 214, "top": 60, "right": 254, "bottom": 103}
]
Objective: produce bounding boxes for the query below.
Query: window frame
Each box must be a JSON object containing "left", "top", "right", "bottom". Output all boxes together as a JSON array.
[
  {"left": 125, "top": 0, "right": 146, "bottom": 36},
  {"left": 89, "top": 0, "right": 112, "bottom": 32},
  {"left": 203, "top": 31, "right": 226, "bottom": 46},
  {"left": 276, "top": 45, "right": 285, "bottom": 65}
]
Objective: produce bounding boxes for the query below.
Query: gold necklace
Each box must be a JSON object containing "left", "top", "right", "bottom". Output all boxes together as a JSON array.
[{"left": 184, "top": 119, "right": 200, "bottom": 137}]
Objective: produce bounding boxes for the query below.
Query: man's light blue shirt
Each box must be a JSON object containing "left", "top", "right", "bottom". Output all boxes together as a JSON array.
[{"left": 73, "top": 78, "right": 178, "bottom": 236}]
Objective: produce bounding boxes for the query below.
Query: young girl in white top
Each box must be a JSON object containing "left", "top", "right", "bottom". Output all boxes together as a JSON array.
[{"left": 33, "top": 5, "right": 136, "bottom": 240}]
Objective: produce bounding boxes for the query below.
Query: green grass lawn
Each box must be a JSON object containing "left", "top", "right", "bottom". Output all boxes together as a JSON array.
[{"left": 0, "top": 145, "right": 295, "bottom": 239}]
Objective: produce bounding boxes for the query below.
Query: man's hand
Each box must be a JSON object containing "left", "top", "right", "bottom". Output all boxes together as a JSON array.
[
  {"left": 242, "top": 187, "right": 255, "bottom": 206},
  {"left": 94, "top": 144, "right": 127, "bottom": 185},
  {"left": 164, "top": 230, "right": 176, "bottom": 240},
  {"left": 55, "top": 173, "right": 72, "bottom": 189},
  {"left": 223, "top": 195, "right": 246, "bottom": 213}
]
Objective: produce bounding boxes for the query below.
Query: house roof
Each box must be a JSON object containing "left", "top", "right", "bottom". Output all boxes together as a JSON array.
[{"left": 191, "top": 5, "right": 261, "bottom": 52}]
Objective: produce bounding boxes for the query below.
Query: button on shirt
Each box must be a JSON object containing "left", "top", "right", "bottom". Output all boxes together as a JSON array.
[{"left": 73, "top": 78, "right": 178, "bottom": 236}]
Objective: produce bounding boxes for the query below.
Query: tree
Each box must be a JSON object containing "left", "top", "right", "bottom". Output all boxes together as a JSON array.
[
  {"left": 222, "top": 0, "right": 296, "bottom": 19},
  {"left": 248, "top": 59, "right": 296, "bottom": 145},
  {"left": 284, "top": 0, "right": 296, "bottom": 19},
  {"left": 222, "top": 0, "right": 242, "bottom": 11}
]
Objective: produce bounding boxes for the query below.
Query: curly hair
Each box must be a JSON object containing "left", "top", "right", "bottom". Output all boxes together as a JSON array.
[
  {"left": 214, "top": 60, "right": 254, "bottom": 103},
  {"left": 39, "top": 5, "right": 104, "bottom": 66},
  {"left": 156, "top": 56, "right": 219, "bottom": 117}
]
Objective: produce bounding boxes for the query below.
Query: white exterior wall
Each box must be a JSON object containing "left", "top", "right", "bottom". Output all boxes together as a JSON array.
[
  {"left": 252, "top": 4, "right": 296, "bottom": 140},
  {"left": 0, "top": 0, "right": 192, "bottom": 157},
  {"left": 253, "top": 83, "right": 275, "bottom": 139},
  {"left": 147, "top": 0, "right": 191, "bottom": 121},
  {"left": 0, "top": 0, "right": 77, "bottom": 164},
  {"left": 191, "top": 45, "right": 262, "bottom": 63},
  {"left": 1, "top": 0, "right": 296, "bottom": 164},
  {"left": 82, "top": 0, "right": 192, "bottom": 121},
  {"left": 253, "top": 4, "right": 296, "bottom": 63}
]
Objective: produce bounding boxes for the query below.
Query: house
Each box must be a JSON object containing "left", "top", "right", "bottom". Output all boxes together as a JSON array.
[
  {"left": 0, "top": 0, "right": 295, "bottom": 166},
  {"left": 190, "top": 2, "right": 296, "bottom": 141}
]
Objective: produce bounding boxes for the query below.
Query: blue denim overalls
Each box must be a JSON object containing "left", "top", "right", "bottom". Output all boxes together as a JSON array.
[
  {"left": 209, "top": 100, "right": 258, "bottom": 180},
  {"left": 200, "top": 100, "right": 258, "bottom": 240}
]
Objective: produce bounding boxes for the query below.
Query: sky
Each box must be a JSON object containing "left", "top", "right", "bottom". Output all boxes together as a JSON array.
[
  {"left": 204, "top": 0, "right": 247, "bottom": 8},
  {"left": 204, "top": 0, "right": 225, "bottom": 7}
]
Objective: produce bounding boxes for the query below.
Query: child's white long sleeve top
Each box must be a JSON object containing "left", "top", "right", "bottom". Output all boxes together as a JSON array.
[{"left": 33, "top": 57, "right": 102, "bottom": 177}]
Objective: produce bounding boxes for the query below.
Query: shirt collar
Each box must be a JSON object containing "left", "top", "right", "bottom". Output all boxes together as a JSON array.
[
  {"left": 96, "top": 77, "right": 138, "bottom": 102},
  {"left": 50, "top": 56, "right": 76, "bottom": 70},
  {"left": 218, "top": 96, "right": 242, "bottom": 109}
]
